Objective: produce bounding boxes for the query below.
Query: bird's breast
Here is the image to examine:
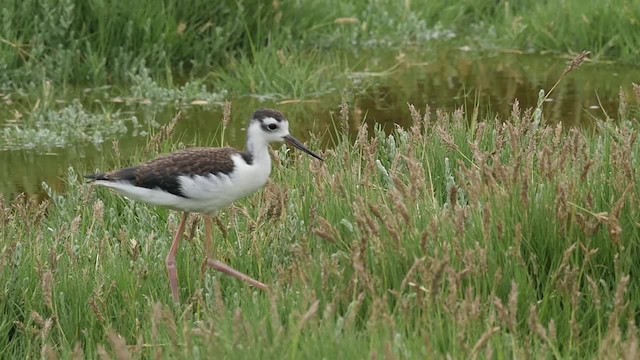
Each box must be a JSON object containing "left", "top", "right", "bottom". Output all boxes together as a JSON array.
[{"left": 177, "top": 153, "right": 271, "bottom": 211}]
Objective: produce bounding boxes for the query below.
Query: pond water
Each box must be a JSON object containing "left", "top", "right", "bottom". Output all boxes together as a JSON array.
[{"left": 1, "top": 51, "right": 639, "bottom": 198}]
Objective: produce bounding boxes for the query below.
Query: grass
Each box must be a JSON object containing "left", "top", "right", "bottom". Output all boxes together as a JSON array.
[
  {"left": 5, "top": 48, "right": 639, "bottom": 152},
  {"left": 1, "top": 0, "right": 638, "bottom": 94},
  {"left": 2, "top": 0, "right": 639, "bottom": 153},
  {"left": 2, "top": 75, "right": 640, "bottom": 357},
  {"left": 2, "top": 1, "right": 640, "bottom": 358}
]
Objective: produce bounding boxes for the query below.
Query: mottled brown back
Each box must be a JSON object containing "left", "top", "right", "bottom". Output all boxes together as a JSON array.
[{"left": 86, "top": 147, "right": 252, "bottom": 198}]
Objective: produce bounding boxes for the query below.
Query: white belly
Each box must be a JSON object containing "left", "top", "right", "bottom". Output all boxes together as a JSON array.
[{"left": 96, "top": 153, "right": 272, "bottom": 214}]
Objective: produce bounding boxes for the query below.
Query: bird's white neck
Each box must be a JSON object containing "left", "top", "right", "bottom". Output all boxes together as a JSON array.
[{"left": 246, "top": 135, "right": 271, "bottom": 164}]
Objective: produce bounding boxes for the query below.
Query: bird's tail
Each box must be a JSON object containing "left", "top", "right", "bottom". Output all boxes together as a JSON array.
[{"left": 85, "top": 173, "right": 107, "bottom": 182}]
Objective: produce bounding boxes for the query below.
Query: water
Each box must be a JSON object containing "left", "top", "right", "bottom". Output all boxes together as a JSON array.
[{"left": 1, "top": 51, "right": 639, "bottom": 198}]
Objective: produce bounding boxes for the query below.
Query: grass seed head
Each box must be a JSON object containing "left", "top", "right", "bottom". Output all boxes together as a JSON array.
[
  {"left": 340, "top": 98, "right": 350, "bottom": 135},
  {"left": 71, "top": 342, "right": 85, "bottom": 360},
  {"left": 633, "top": 83, "right": 640, "bottom": 102},
  {"left": 563, "top": 51, "right": 590, "bottom": 76},
  {"left": 222, "top": 100, "right": 231, "bottom": 128},
  {"left": 41, "top": 270, "right": 54, "bottom": 311},
  {"left": 107, "top": 328, "right": 131, "bottom": 360},
  {"left": 312, "top": 216, "right": 340, "bottom": 244},
  {"left": 470, "top": 326, "right": 500, "bottom": 360},
  {"left": 618, "top": 87, "right": 629, "bottom": 119}
]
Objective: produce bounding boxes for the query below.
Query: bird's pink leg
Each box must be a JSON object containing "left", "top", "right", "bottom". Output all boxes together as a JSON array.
[
  {"left": 201, "top": 215, "right": 268, "bottom": 290},
  {"left": 166, "top": 212, "right": 189, "bottom": 303}
]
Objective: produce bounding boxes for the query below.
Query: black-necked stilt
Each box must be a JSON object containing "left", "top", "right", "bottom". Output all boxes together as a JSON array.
[{"left": 86, "top": 108, "right": 323, "bottom": 302}]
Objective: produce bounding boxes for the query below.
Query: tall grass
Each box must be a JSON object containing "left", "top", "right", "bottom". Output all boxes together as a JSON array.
[
  {"left": 2, "top": 79, "right": 640, "bottom": 357},
  {"left": 2, "top": 0, "right": 638, "bottom": 93}
]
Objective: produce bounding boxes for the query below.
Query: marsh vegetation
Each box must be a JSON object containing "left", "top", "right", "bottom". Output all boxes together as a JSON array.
[{"left": 1, "top": 0, "right": 640, "bottom": 358}]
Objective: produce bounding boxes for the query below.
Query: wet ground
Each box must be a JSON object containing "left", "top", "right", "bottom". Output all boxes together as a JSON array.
[{"left": 1, "top": 51, "right": 639, "bottom": 198}]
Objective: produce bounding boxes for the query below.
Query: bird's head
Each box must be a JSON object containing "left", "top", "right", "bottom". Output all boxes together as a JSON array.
[{"left": 248, "top": 108, "right": 323, "bottom": 161}]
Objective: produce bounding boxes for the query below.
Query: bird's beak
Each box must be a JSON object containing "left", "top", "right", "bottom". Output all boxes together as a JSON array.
[{"left": 283, "top": 135, "right": 324, "bottom": 161}]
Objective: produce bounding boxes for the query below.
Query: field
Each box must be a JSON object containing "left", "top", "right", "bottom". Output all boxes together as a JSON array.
[{"left": 2, "top": 0, "right": 640, "bottom": 359}]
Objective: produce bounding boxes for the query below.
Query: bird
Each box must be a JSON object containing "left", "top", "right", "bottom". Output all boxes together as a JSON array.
[{"left": 86, "top": 108, "right": 323, "bottom": 303}]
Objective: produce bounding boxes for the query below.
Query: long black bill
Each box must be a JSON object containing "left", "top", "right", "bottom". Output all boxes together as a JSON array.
[{"left": 283, "top": 135, "right": 324, "bottom": 161}]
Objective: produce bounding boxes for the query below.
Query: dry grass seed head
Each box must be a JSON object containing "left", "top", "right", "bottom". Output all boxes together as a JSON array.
[
  {"left": 408, "top": 103, "right": 423, "bottom": 139},
  {"left": 445, "top": 268, "right": 460, "bottom": 315},
  {"left": 512, "top": 223, "right": 523, "bottom": 263},
  {"left": 368, "top": 295, "right": 391, "bottom": 329},
  {"left": 89, "top": 292, "right": 107, "bottom": 323},
  {"left": 352, "top": 241, "right": 374, "bottom": 294},
  {"left": 632, "top": 83, "right": 640, "bottom": 102},
  {"left": 469, "top": 141, "right": 485, "bottom": 167},
  {"left": 452, "top": 206, "right": 467, "bottom": 238},
  {"left": 398, "top": 256, "right": 426, "bottom": 299},
  {"left": 598, "top": 277, "right": 632, "bottom": 358},
  {"left": 470, "top": 326, "right": 500, "bottom": 360},
  {"left": 510, "top": 99, "right": 521, "bottom": 124},
  {"left": 364, "top": 203, "right": 382, "bottom": 238},
  {"left": 563, "top": 51, "right": 590, "bottom": 76},
  {"left": 354, "top": 118, "right": 369, "bottom": 149},
  {"left": 555, "top": 140, "right": 571, "bottom": 176},
  {"left": 145, "top": 111, "right": 182, "bottom": 155},
  {"left": 41, "top": 269, "right": 54, "bottom": 311},
  {"left": 507, "top": 282, "right": 519, "bottom": 333},
  {"left": 344, "top": 292, "right": 366, "bottom": 331},
  {"left": 609, "top": 275, "right": 631, "bottom": 330},
  {"left": 493, "top": 296, "right": 511, "bottom": 333},
  {"left": 520, "top": 157, "right": 532, "bottom": 207},
  {"left": 389, "top": 188, "right": 410, "bottom": 225},
  {"left": 618, "top": 87, "right": 629, "bottom": 119},
  {"left": 421, "top": 104, "right": 432, "bottom": 131},
  {"left": 312, "top": 216, "right": 340, "bottom": 244},
  {"left": 222, "top": 100, "right": 231, "bottom": 128},
  {"left": 107, "top": 328, "right": 131, "bottom": 360},
  {"left": 539, "top": 146, "right": 552, "bottom": 180},
  {"left": 555, "top": 184, "right": 570, "bottom": 230},
  {"left": 623, "top": 318, "right": 639, "bottom": 360},
  {"left": 41, "top": 344, "right": 57, "bottom": 360},
  {"left": 340, "top": 98, "right": 350, "bottom": 135},
  {"left": 482, "top": 206, "right": 493, "bottom": 243},
  {"left": 403, "top": 155, "right": 427, "bottom": 199},
  {"left": 298, "top": 299, "right": 320, "bottom": 331},
  {"left": 429, "top": 259, "right": 449, "bottom": 302},
  {"left": 585, "top": 275, "right": 602, "bottom": 310},
  {"left": 553, "top": 122, "right": 563, "bottom": 148},
  {"left": 528, "top": 304, "right": 548, "bottom": 341},
  {"left": 97, "top": 345, "right": 111, "bottom": 360},
  {"left": 452, "top": 107, "right": 465, "bottom": 130},
  {"left": 506, "top": 122, "right": 521, "bottom": 156},
  {"left": 71, "top": 342, "right": 85, "bottom": 360},
  {"left": 407, "top": 103, "right": 421, "bottom": 124},
  {"left": 436, "top": 125, "right": 459, "bottom": 153},
  {"left": 580, "top": 160, "right": 595, "bottom": 182},
  {"left": 261, "top": 182, "right": 288, "bottom": 221},
  {"left": 475, "top": 122, "right": 486, "bottom": 143},
  {"left": 93, "top": 200, "right": 105, "bottom": 223}
]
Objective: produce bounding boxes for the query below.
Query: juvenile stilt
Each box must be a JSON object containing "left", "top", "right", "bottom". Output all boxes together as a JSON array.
[{"left": 86, "top": 109, "right": 321, "bottom": 302}]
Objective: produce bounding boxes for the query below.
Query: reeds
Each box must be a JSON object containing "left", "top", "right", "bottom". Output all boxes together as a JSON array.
[{"left": 2, "top": 87, "right": 640, "bottom": 358}]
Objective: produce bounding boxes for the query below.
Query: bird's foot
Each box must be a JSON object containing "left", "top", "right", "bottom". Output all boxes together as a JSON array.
[{"left": 202, "top": 258, "right": 268, "bottom": 291}]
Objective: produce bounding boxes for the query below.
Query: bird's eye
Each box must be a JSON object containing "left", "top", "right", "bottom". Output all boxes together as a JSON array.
[{"left": 268, "top": 123, "right": 278, "bottom": 131}]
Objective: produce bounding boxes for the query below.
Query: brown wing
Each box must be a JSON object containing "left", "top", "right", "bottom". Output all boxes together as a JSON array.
[{"left": 86, "top": 147, "right": 253, "bottom": 197}]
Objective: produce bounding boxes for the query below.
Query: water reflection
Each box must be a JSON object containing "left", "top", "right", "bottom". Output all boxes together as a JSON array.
[{"left": 1, "top": 51, "right": 638, "bottom": 197}]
